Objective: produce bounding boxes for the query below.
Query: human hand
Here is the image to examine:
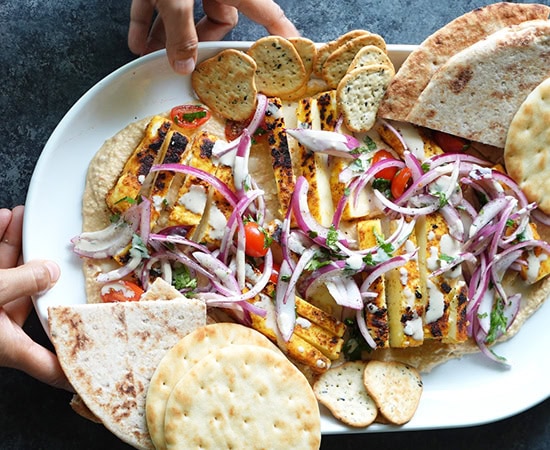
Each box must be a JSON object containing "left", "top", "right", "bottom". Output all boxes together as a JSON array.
[
  {"left": 128, "top": 0, "right": 299, "bottom": 75},
  {"left": 0, "top": 206, "right": 71, "bottom": 391}
]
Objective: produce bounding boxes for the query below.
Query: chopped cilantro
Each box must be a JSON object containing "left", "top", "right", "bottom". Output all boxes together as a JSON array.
[
  {"left": 131, "top": 234, "right": 150, "bottom": 259},
  {"left": 363, "top": 135, "right": 377, "bottom": 151},
  {"left": 372, "top": 178, "right": 391, "bottom": 197},
  {"left": 439, "top": 253, "right": 454, "bottom": 264},
  {"left": 342, "top": 317, "right": 373, "bottom": 360},
  {"left": 485, "top": 297, "right": 508, "bottom": 345},
  {"left": 172, "top": 264, "right": 197, "bottom": 291},
  {"left": 179, "top": 110, "right": 207, "bottom": 123},
  {"left": 325, "top": 225, "right": 339, "bottom": 252}
]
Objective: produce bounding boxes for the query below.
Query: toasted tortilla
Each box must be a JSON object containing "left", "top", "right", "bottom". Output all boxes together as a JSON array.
[
  {"left": 406, "top": 19, "right": 550, "bottom": 148},
  {"left": 48, "top": 299, "right": 206, "bottom": 450},
  {"left": 377, "top": 2, "right": 550, "bottom": 121}
]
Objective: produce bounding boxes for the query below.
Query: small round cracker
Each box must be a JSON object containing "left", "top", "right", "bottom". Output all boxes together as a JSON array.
[
  {"left": 349, "top": 45, "right": 395, "bottom": 74},
  {"left": 504, "top": 77, "right": 550, "bottom": 215},
  {"left": 313, "top": 29, "right": 372, "bottom": 77},
  {"left": 289, "top": 36, "right": 317, "bottom": 78},
  {"left": 191, "top": 48, "right": 257, "bottom": 121},
  {"left": 247, "top": 36, "right": 307, "bottom": 97},
  {"left": 363, "top": 360, "right": 423, "bottom": 425},
  {"left": 163, "top": 345, "right": 321, "bottom": 450},
  {"left": 336, "top": 64, "right": 393, "bottom": 132},
  {"left": 313, "top": 361, "right": 378, "bottom": 427},
  {"left": 146, "top": 323, "right": 281, "bottom": 450},
  {"left": 322, "top": 33, "right": 388, "bottom": 88}
]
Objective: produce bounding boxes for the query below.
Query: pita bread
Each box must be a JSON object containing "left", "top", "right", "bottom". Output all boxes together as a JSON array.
[
  {"left": 406, "top": 19, "right": 550, "bottom": 148},
  {"left": 48, "top": 299, "right": 206, "bottom": 450},
  {"left": 378, "top": 2, "right": 550, "bottom": 121}
]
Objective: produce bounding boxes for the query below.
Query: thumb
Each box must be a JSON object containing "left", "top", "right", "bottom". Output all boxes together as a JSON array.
[
  {"left": 156, "top": 0, "right": 198, "bottom": 74},
  {"left": 0, "top": 260, "right": 60, "bottom": 307}
]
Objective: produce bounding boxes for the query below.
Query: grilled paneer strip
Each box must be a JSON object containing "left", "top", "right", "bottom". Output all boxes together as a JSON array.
[
  {"left": 295, "top": 297, "right": 346, "bottom": 338},
  {"left": 384, "top": 219, "right": 425, "bottom": 348},
  {"left": 263, "top": 97, "right": 295, "bottom": 219},
  {"left": 356, "top": 219, "right": 389, "bottom": 348},
  {"left": 294, "top": 96, "right": 334, "bottom": 227},
  {"left": 443, "top": 281, "right": 468, "bottom": 344},
  {"left": 519, "top": 223, "right": 550, "bottom": 284},
  {"left": 168, "top": 132, "right": 219, "bottom": 234},
  {"left": 416, "top": 212, "right": 469, "bottom": 343},
  {"left": 146, "top": 130, "right": 190, "bottom": 230},
  {"left": 106, "top": 116, "right": 172, "bottom": 214}
]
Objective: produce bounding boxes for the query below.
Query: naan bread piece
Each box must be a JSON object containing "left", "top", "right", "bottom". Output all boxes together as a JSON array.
[
  {"left": 48, "top": 299, "right": 206, "bottom": 450},
  {"left": 407, "top": 19, "right": 550, "bottom": 148},
  {"left": 378, "top": 2, "right": 550, "bottom": 121},
  {"left": 505, "top": 76, "right": 550, "bottom": 215}
]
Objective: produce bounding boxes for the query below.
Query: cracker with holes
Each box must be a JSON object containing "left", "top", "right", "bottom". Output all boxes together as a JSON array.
[
  {"left": 322, "top": 33, "right": 388, "bottom": 88},
  {"left": 191, "top": 48, "right": 257, "bottom": 121},
  {"left": 313, "top": 29, "right": 372, "bottom": 77},
  {"left": 349, "top": 44, "right": 395, "bottom": 75},
  {"left": 146, "top": 323, "right": 282, "bottom": 450},
  {"left": 163, "top": 345, "right": 321, "bottom": 450},
  {"left": 363, "top": 360, "right": 423, "bottom": 425},
  {"left": 247, "top": 36, "right": 307, "bottom": 97},
  {"left": 313, "top": 361, "right": 378, "bottom": 427},
  {"left": 337, "top": 64, "right": 393, "bottom": 132},
  {"left": 504, "top": 77, "right": 550, "bottom": 215}
]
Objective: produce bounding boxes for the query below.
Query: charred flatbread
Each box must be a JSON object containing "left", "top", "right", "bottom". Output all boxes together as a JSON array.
[
  {"left": 48, "top": 299, "right": 206, "bottom": 450},
  {"left": 407, "top": 19, "right": 550, "bottom": 148},
  {"left": 378, "top": 2, "right": 550, "bottom": 121}
]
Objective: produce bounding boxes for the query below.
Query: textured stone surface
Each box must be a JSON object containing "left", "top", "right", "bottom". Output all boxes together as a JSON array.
[{"left": 1, "top": 0, "right": 549, "bottom": 449}]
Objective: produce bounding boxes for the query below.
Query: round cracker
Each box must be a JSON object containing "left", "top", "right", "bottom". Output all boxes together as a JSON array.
[
  {"left": 247, "top": 36, "right": 307, "bottom": 97},
  {"left": 336, "top": 64, "right": 393, "bottom": 132},
  {"left": 349, "top": 45, "right": 395, "bottom": 74},
  {"left": 146, "top": 323, "right": 281, "bottom": 450},
  {"left": 504, "top": 77, "right": 550, "bottom": 215},
  {"left": 313, "top": 361, "right": 378, "bottom": 427},
  {"left": 363, "top": 360, "right": 422, "bottom": 425},
  {"left": 191, "top": 48, "right": 258, "bottom": 121},
  {"left": 163, "top": 345, "right": 321, "bottom": 450},
  {"left": 322, "top": 33, "right": 387, "bottom": 88}
]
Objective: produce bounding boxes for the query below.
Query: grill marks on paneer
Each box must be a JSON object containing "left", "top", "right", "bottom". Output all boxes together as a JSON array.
[{"left": 106, "top": 116, "right": 172, "bottom": 214}]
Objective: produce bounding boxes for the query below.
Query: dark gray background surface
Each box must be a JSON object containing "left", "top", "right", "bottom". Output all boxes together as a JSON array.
[{"left": 1, "top": 1, "right": 549, "bottom": 449}]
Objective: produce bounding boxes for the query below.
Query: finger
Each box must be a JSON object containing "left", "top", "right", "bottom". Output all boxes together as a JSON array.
[
  {"left": 0, "top": 260, "right": 60, "bottom": 308},
  {"left": 0, "top": 310, "right": 72, "bottom": 391},
  {"left": 156, "top": 0, "right": 199, "bottom": 75},
  {"left": 196, "top": 0, "right": 239, "bottom": 41},
  {"left": 144, "top": 13, "right": 167, "bottom": 53},
  {"left": 128, "top": 0, "right": 156, "bottom": 55},
  {"left": 3, "top": 296, "right": 33, "bottom": 327},
  {"left": 0, "top": 206, "right": 23, "bottom": 269},
  {"left": 221, "top": 0, "right": 299, "bottom": 38}
]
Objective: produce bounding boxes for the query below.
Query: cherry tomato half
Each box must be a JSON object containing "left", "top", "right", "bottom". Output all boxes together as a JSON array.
[
  {"left": 225, "top": 118, "right": 251, "bottom": 141},
  {"left": 391, "top": 167, "right": 413, "bottom": 199},
  {"left": 432, "top": 131, "right": 470, "bottom": 153},
  {"left": 170, "top": 105, "right": 211, "bottom": 129},
  {"left": 101, "top": 280, "right": 144, "bottom": 303},
  {"left": 244, "top": 222, "right": 270, "bottom": 258},
  {"left": 372, "top": 150, "right": 399, "bottom": 180}
]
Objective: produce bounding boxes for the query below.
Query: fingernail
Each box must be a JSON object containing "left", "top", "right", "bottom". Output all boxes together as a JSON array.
[
  {"left": 45, "top": 261, "right": 61, "bottom": 283},
  {"left": 174, "top": 57, "right": 195, "bottom": 75}
]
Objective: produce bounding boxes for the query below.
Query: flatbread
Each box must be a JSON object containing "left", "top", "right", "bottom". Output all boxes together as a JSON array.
[
  {"left": 163, "top": 345, "right": 321, "bottom": 449},
  {"left": 504, "top": 77, "right": 550, "bottom": 215},
  {"left": 378, "top": 2, "right": 550, "bottom": 121},
  {"left": 406, "top": 19, "right": 550, "bottom": 148},
  {"left": 48, "top": 299, "right": 206, "bottom": 450},
  {"left": 146, "top": 323, "right": 282, "bottom": 450}
]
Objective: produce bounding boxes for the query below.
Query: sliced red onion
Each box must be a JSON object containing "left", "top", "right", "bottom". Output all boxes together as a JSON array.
[
  {"left": 286, "top": 128, "right": 360, "bottom": 158},
  {"left": 377, "top": 119, "right": 408, "bottom": 153},
  {"left": 150, "top": 163, "right": 238, "bottom": 207},
  {"left": 96, "top": 250, "right": 143, "bottom": 283},
  {"left": 72, "top": 220, "right": 134, "bottom": 259},
  {"left": 233, "top": 129, "right": 252, "bottom": 193},
  {"left": 275, "top": 259, "right": 296, "bottom": 341},
  {"left": 374, "top": 189, "right": 440, "bottom": 216},
  {"left": 356, "top": 308, "right": 378, "bottom": 349},
  {"left": 468, "top": 196, "right": 515, "bottom": 239},
  {"left": 326, "top": 277, "right": 363, "bottom": 310}
]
